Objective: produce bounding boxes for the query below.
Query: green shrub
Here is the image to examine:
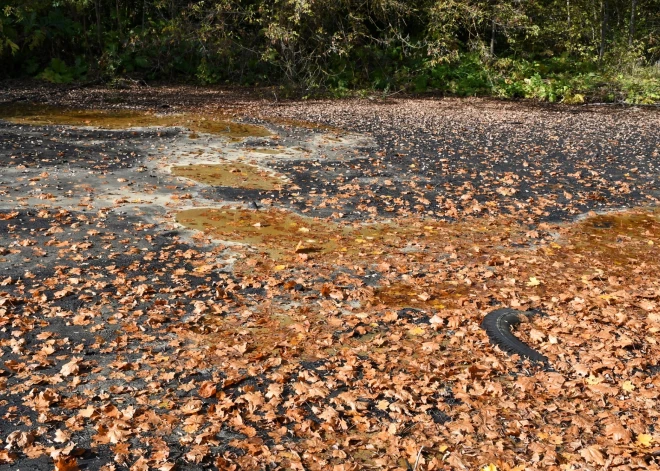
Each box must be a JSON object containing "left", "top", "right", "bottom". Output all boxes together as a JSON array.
[{"left": 38, "top": 57, "right": 87, "bottom": 83}]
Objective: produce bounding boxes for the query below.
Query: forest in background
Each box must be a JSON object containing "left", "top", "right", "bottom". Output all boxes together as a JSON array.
[{"left": 1, "top": 0, "right": 659, "bottom": 103}]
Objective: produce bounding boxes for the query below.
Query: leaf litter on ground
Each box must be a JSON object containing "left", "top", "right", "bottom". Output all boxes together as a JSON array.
[{"left": 0, "top": 86, "right": 659, "bottom": 470}]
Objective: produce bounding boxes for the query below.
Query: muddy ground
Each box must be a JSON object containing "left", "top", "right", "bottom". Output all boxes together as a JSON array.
[{"left": 0, "top": 84, "right": 660, "bottom": 471}]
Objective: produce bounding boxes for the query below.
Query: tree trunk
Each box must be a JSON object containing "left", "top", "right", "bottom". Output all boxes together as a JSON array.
[
  {"left": 629, "top": 0, "right": 637, "bottom": 45},
  {"left": 116, "top": 0, "right": 123, "bottom": 42},
  {"left": 82, "top": 14, "right": 90, "bottom": 57},
  {"left": 599, "top": 0, "right": 608, "bottom": 65},
  {"left": 95, "top": 0, "right": 102, "bottom": 50},
  {"left": 490, "top": 18, "right": 496, "bottom": 57}
]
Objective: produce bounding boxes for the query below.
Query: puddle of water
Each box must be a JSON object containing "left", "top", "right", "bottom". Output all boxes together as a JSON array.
[
  {"left": 171, "top": 163, "right": 285, "bottom": 189},
  {"left": 0, "top": 104, "right": 271, "bottom": 140},
  {"left": 583, "top": 211, "right": 660, "bottom": 234},
  {"left": 570, "top": 210, "right": 660, "bottom": 267},
  {"left": 247, "top": 148, "right": 286, "bottom": 155},
  {"left": 175, "top": 208, "right": 410, "bottom": 259},
  {"left": 374, "top": 282, "right": 468, "bottom": 309},
  {"left": 273, "top": 313, "right": 296, "bottom": 327},
  {"left": 176, "top": 208, "right": 344, "bottom": 258}
]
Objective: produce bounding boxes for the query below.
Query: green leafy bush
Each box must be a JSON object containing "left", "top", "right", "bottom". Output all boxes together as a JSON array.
[
  {"left": 38, "top": 57, "right": 87, "bottom": 83},
  {"left": 0, "top": 0, "right": 658, "bottom": 104}
]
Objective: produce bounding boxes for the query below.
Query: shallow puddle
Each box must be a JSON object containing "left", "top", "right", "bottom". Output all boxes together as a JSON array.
[
  {"left": 0, "top": 103, "right": 270, "bottom": 140},
  {"left": 176, "top": 208, "right": 343, "bottom": 258},
  {"left": 175, "top": 208, "right": 411, "bottom": 259},
  {"left": 583, "top": 211, "right": 660, "bottom": 234},
  {"left": 247, "top": 148, "right": 286, "bottom": 155},
  {"left": 570, "top": 210, "right": 660, "bottom": 267},
  {"left": 374, "top": 282, "right": 469, "bottom": 309},
  {"left": 171, "top": 163, "right": 285, "bottom": 189}
]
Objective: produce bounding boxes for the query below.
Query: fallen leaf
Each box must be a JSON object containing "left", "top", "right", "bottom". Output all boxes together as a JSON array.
[
  {"left": 54, "top": 429, "right": 71, "bottom": 444},
  {"left": 408, "top": 326, "right": 426, "bottom": 336},
  {"left": 637, "top": 434, "right": 653, "bottom": 447},
  {"left": 60, "top": 358, "right": 81, "bottom": 377},
  {"left": 54, "top": 456, "right": 80, "bottom": 471},
  {"left": 0, "top": 450, "right": 17, "bottom": 464},
  {"left": 527, "top": 277, "right": 542, "bottom": 287},
  {"left": 579, "top": 445, "right": 605, "bottom": 465},
  {"left": 622, "top": 381, "right": 635, "bottom": 392},
  {"left": 198, "top": 381, "right": 217, "bottom": 398}
]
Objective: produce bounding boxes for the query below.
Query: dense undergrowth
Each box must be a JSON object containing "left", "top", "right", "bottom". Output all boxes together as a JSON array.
[
  {"left": 1, "top": 0, "right": 659, "bottom": 104},
  {"left": 422, "top": 55, "right": 660, "bottom": 104}
]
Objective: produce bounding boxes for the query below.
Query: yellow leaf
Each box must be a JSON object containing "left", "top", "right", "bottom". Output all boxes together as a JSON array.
[
  {"left": 273, "top": 265, "right": 287, "bottom": 271},
  {"left": 527, "top": 276, "right": 542, "bottom": 287},
  {"left": 622, "top": 381, "right": 635, "bottom": 392},
  {"left": 193, "top": 264, "right": 213, "bottom": 273},
  {"left": 298, "top": 227, "right": 310, "bottom": 233},
  {"left": 481, "top": 464, "right": 498, "bottom": 471},
  {"left": 586, "top": 374, "right": 602, "bottom": 385},
  {"left": 637, "top": 433, "right": 653, "bottom": 447},
  {"left": 408, "top": 326, "right": 426, "bottom": 336},
  {"left": 438, "top": 445, "right": 448, "bottom": 453}
]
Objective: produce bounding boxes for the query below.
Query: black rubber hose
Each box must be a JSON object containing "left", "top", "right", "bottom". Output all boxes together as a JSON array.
[{"left": 481, "top": 308, "right": 548, "bottom": 364}]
